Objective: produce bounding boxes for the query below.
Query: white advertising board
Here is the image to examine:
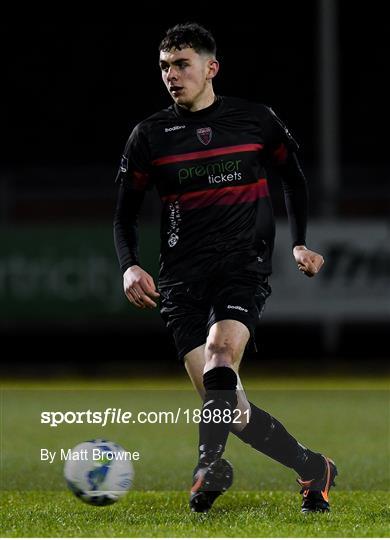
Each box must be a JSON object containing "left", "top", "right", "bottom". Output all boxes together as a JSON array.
[{"left": 265, "top": 220, "right": 390, "bottom": 320}]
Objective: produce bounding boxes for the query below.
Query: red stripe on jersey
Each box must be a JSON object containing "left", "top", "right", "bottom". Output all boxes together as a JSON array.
[
  {"left": 161, "top": 178, "right": 269, "bottom": 210},
  {"left": 131, "top": 170, "right": 150, "bottom": 190},
  {"left": 273, "top": 143, "right": 288, "bottom": 164},
  {"left": 152, "top": 144, "right": 263, "bottom": 166}
]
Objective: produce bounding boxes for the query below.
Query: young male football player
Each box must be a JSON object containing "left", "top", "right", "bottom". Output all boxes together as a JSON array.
[{"left": 114, "top": 22, "right": 337, "bottom": 514}]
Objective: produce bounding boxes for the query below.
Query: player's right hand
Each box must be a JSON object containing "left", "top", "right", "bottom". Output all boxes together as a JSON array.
[{"left": 123, "top": 265, "right": 160, "bottom": 309}]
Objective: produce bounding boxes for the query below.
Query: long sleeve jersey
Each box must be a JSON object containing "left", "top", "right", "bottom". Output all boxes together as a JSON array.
[{"left": 114, "top": 96, "right": 308, "bottom": 286}]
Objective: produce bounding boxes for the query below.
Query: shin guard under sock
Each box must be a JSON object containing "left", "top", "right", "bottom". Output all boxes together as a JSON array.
[
  {"left": 198, "top": 366, "right": 238, "bottom": 467},
  {"left": 234, "top": 402, "right": 325, "bottom": 479}
]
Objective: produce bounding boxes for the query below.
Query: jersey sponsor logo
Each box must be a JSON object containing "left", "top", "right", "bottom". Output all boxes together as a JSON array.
[
  {"left": 168, "top": 233, "right": 179, "bottom": 247},
  {"left": 178, "top": 159, "right": 242, "bottom": 185},
  {"left": 227, "top": 305, "right": 248, "bottom": 313},
  {"left": 167, "top": 201, "right": 181, "bottom": 247},
  {"left": 165, "top": 125, "right": 186, "bottom": 132},
  {"left": 119, "top": 156, "right": 128, "bottom": 173},
  {"left": 196, "top": 127, "right": 212, "bottom": 145}
]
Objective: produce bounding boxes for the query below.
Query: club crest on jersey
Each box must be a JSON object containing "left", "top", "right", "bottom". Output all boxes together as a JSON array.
[{"left": 196, "top": 127, "right": 212, "bottom": 145}]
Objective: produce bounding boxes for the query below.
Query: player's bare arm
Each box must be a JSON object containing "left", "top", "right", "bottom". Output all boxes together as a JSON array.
[
  {"left": 293, "top": 245, "right": 324, "bottom": 277},
  {"left": 123, "top": 265, "right": 160, "bottom": 309}
]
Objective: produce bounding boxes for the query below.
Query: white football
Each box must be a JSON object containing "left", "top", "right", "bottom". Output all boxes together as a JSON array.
[{"left": 64, "top": 439, "right": 134, "bottom": 506}]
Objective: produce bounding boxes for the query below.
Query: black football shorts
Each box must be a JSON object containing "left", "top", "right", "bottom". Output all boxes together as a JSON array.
[{"left": 159, "top": 270, "right": 271, "bottom": 361}]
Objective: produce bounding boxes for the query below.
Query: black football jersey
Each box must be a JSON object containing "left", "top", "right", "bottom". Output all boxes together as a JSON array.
[{"left": 116, "top": 96, "right": 302, "bottom": 286}]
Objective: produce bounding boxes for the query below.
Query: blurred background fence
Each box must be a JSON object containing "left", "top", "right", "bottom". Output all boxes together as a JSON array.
[{"left": 1, "top": 3, "right": 389, "bottom": 376}]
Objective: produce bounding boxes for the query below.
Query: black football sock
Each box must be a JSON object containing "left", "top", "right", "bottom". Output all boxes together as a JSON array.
[
  {"left": 197, "top": 366, "right": 238, "bottom": 468},
  {"left": 234, "top": 402, "right": 325, "bottom": 479}
]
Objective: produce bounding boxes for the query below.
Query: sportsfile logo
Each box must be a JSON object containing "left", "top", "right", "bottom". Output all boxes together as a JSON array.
[
  {"left": 178, "top": 159, "right": 243, "bottom": 185},
  {"left": 227, "top": 305, "right": 248, "bottom": 313},
  {"left": 165, "top": 125, "right": 186, "bottom": 132}
]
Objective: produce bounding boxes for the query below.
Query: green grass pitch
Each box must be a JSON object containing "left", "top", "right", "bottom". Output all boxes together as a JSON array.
[{"left": 1, "top": 375, "right": 389, "bottom": 537}]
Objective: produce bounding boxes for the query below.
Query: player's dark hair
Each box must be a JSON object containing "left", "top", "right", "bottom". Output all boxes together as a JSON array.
[{"left": 159, "top": 22, "right": 216, "bottom": 56}]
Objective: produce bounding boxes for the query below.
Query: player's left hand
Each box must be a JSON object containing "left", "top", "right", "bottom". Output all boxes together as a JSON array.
[{"left": 293, "top": 245, "right": 324, "bottom": 277}]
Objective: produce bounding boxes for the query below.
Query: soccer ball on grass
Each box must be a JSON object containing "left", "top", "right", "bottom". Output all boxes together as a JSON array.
[{"left": 64, "top": 439, "right": 134, "bottom": 506}]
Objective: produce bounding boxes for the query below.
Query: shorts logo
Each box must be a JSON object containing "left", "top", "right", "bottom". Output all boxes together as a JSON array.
[
  {"left": 227, "top": 305, "right": 248, "bottom": 313},
  {"left": 196, "top": 127, "right": 212, "bottom": 145}
]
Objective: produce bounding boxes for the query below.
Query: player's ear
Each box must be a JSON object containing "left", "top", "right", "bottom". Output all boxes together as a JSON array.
[{"left": 206, "top": 59, "right": 219, "bottom": 80}]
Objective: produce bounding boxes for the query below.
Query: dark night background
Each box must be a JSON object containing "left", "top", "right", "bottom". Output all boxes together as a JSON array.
[{"left": 1, "top": 4, "right": 389, "bottom": 377}]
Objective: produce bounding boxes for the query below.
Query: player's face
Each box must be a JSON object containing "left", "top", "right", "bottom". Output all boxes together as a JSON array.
[{"left": 159, "top": 47, "right": 218, "bottom": 110}]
